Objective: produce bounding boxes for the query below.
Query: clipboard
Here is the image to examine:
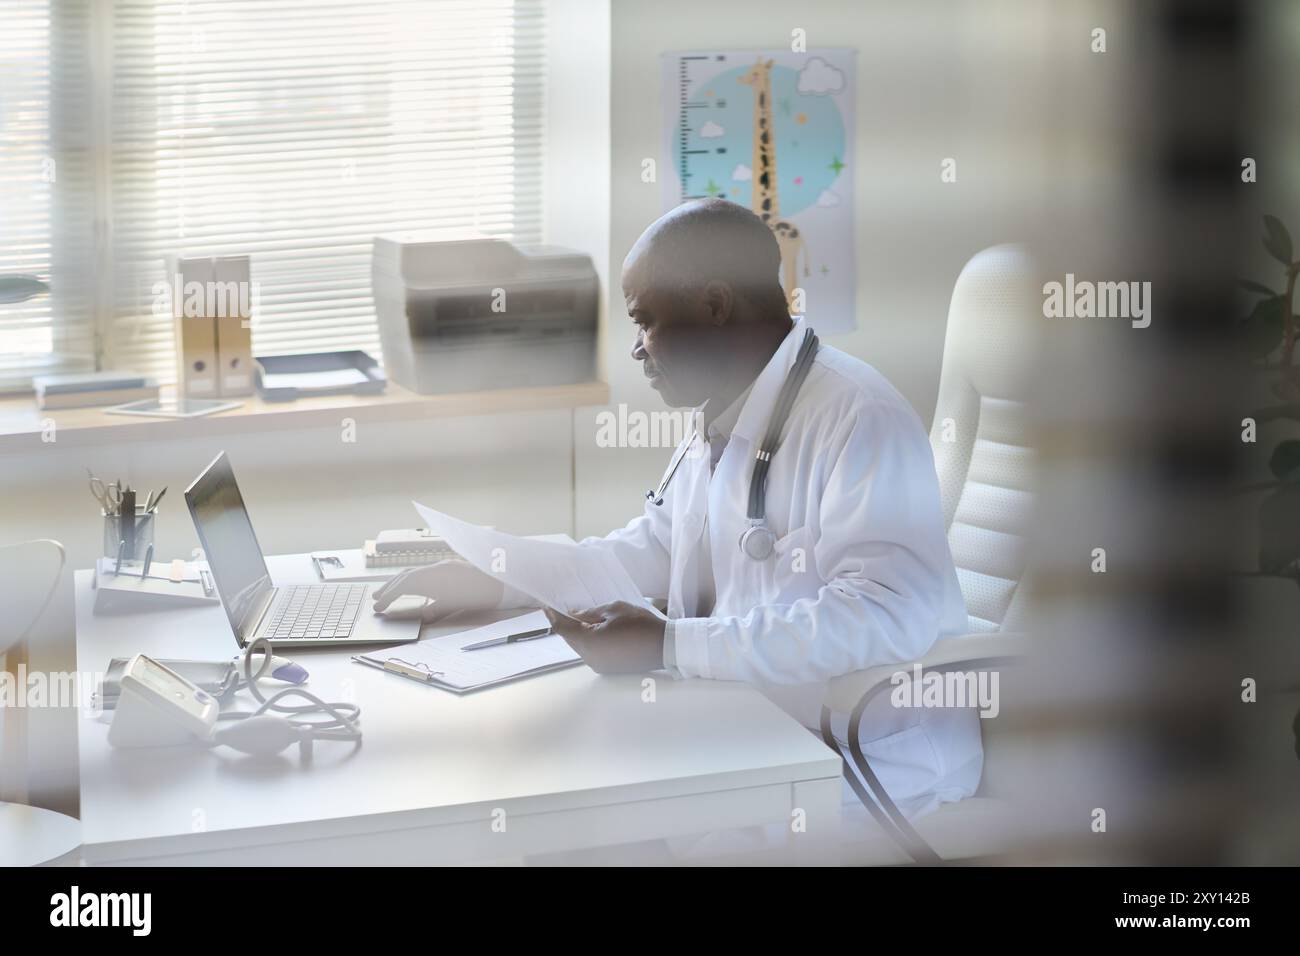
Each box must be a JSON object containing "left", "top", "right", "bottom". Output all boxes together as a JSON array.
[
  {"left": 351, "top": 652, "right": 580, "bottom": 694},
  {"left": 351, "top": 611, "right": 581, "bottom": 694}
]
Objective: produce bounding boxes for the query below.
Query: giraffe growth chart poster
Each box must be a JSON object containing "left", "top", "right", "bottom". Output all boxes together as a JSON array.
[{"left": 661, "top": 49, "right": 857, "bottom": 334}]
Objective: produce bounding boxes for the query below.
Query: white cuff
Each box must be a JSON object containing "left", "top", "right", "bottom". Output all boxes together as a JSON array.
[{"left": 666, "top": 616, "right": 711, "bottom": 678}]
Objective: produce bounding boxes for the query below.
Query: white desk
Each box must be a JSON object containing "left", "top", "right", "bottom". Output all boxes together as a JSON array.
[{"left": 74, "top": 552, "right": 842, "bottom": 865}]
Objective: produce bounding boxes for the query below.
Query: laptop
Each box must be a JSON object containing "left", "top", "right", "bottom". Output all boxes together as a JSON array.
[{"left": 185, "top": 451, "right": 420, "bottom": 648}]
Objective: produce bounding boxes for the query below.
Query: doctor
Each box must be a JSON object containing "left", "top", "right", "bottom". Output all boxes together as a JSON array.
[{"left": 375, "top": 199, "right": 981, "bottom": 820}]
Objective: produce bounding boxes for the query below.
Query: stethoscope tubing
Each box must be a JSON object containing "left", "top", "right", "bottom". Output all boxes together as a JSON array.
[{"left": 644, "top": 328, "right": 820, "bottom": 559}]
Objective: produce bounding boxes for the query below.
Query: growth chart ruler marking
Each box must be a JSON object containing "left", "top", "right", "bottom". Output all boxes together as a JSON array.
[{"left": 675, "top": 54, "right": 730, "bottom": 202}]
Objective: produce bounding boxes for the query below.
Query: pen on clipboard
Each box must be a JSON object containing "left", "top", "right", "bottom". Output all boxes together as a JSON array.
[{"left": 460, "top": 625, "right": 550, "bottom": 652}]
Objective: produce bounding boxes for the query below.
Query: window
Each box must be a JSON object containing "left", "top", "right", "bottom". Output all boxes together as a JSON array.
[
  {"left": 0, "top": 0, "right": 95, "bottom": 390},
  {"left": 0, "top": 0, "right": 546, "bottom": 389}
]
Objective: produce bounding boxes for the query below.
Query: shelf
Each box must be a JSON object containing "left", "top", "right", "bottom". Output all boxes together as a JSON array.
[{"left": 0, "top": 380, "right": 610, "bottom": 452}]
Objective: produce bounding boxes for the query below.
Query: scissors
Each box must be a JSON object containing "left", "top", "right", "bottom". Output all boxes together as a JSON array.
[{"left": 87, "top": 470, "right": 124, "bottom": 514}]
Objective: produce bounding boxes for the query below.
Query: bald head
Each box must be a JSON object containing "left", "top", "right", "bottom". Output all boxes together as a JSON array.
[
  {"left": 623, "top": 199, "right": 794, "bottom": 409},
  {"left": 623, "top": 198, "right": 787, "bottom": 314}
]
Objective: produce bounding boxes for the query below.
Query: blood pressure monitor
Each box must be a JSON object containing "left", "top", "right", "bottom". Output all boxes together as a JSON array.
[
  {"left": 106, "top": 644, "right": 361, "bottom": 756},
  {"left": 108, "top": 654, "right": 220, "bottom": 748}
]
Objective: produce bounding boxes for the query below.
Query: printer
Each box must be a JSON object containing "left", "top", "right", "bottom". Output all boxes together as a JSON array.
[{"left": 372, "top": 234, "right": 598, "bottom": 394}]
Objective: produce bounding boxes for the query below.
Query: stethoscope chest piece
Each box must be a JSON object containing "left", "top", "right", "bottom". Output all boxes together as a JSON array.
[{"left": 738, "top": 522, "right": 777, "bottom": 561}]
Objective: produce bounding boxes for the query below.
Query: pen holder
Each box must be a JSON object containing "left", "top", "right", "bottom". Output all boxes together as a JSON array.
[{"left": 103, "top": 506, "right": 156, "bottom": 562}]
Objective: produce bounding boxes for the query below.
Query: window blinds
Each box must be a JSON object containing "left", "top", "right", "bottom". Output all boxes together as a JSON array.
[
  {"left": 0, "top": 0, "right": 96, "bottom": 390},
  {"left": 102, "top": 0, "right": 547, "bottom": 383}
]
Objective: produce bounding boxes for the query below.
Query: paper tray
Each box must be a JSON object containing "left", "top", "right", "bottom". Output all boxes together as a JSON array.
[{"left": 254, "top": 350, "right": 387, "bottom": 402}]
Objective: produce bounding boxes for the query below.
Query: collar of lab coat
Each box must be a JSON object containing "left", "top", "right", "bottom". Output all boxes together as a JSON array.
[
  {"left": 701, "top": 380, "right": 753, "bottom": 443},
  {"left": 728, "top": 316, "right": 809, "bottom": 447}
]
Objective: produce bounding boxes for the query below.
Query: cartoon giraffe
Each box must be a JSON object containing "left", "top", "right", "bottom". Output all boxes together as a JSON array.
[{"left": 738, "top": 58, "right": 808, "bottom": 310}]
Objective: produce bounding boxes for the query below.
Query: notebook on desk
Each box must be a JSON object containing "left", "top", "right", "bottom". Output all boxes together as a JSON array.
[
  {"left": 312, "top": 533, "right": 575, "bottom": 582},
  {"left": 310, "top": 550, "right": 409, "bottom": 583},
  {"left": 352, "top": 610, "right": 581, "bottom": 693}
]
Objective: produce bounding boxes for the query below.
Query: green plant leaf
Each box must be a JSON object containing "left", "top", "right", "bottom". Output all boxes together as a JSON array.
[
  {"left": 1238, "top": 295, "right": 1286, "bottom": 358},
  {"left": 1269, "top": 440, "right": 1300, "bottom": 480},
  {"left": 1258, "top": 482, "right": 1300, "bottom": 572},
  {"left": 1263, "top": 215, "right": 1294, "bottom": 266},
  {"left": 1238, "top": 278, "right": 1277, "bottom": 297}
]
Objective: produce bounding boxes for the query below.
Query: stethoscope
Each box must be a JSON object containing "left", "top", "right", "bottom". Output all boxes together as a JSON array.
[{"left": 645, "top": 328, "right": 819, "bottom": 561}]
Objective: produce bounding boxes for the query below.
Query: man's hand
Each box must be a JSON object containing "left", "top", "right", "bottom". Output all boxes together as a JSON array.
[
  {"left": 543, "top": 601, "right": 666, "bottom": 675},
  {"left": 372, "top": 560, "right": 505, "bottom": 623}
]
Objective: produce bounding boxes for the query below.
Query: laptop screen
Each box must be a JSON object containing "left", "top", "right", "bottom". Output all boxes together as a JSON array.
[{"left": 184, "top": 452, "right": 273, "bottom": 644}]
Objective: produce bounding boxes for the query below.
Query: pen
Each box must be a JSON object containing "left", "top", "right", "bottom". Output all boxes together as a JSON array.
[
  {"left": 461, "top": 625, "right": 551, "bottom": 651},
  {"left": 114, "top": 539, "right": 125, "bottom": 576},
  {"left": 141, "top": 542, "right": 154, "bottom": 580},
  {"left": 119, "top": 487, "right": 136, "bottom": 556},
  {"left": 147, "top": 486, "right": 166, "bottom": 513}
]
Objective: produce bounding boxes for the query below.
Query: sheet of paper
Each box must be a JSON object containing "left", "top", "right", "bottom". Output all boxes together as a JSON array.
[
  {"left": 261, "top": 368, "right": 369, "bottom": 390},
  {"left": 413, "top": 501, "right": 664, "bottom": 618},
  {"left": 357, "top": 610, "right": 580, "bottom": 690}
]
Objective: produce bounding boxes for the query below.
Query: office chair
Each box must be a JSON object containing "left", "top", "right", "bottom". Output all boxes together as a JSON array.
[
  {"left": 821, "top": 244, "right": 1040, "bottom": 864},
  {"left": 0, "top": 539, "right": 82, "bottom": 865}
]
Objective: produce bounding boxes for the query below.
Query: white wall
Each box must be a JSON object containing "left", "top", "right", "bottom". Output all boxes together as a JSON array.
[{"left": 575, "top": 0, "right": 1132, "bottom": 540}]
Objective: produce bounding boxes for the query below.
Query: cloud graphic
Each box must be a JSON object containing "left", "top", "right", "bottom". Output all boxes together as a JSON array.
[
  {"left": 699, "top": 120, "right": 725, "bottom": 138},
  {"left": 816, "top": 189, "right": 841, "bottom": 207},
  {"left": 798, "top": 56, "right": 846, "bottom": 96},
  {"left": 731, "top": 163, "right": 752, "bottom": 181}
]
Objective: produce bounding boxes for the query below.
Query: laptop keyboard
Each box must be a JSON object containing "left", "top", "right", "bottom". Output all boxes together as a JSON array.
[{"left": 263, "top": 584, "right": 367, "bottom": 640}]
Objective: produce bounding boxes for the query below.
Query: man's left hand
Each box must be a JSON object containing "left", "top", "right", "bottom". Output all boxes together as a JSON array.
[{"left": 542, "top": 601, "right": 666, "bottom": 674}]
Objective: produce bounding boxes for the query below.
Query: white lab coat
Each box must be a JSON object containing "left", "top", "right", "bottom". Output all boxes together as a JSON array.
[{"left": 580, "top": 317, "right": 982, "bottom": 820}]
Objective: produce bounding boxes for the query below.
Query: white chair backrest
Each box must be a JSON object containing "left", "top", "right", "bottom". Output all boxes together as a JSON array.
[
  {"left": 0, "top": 539, "right": 65, "bottom": 658},
  {"left": 0, "top": 539, "right": 65, "bottom": 802},
  {"left": 930, "top": 246, "right": 1040, "bottom": 634}
]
